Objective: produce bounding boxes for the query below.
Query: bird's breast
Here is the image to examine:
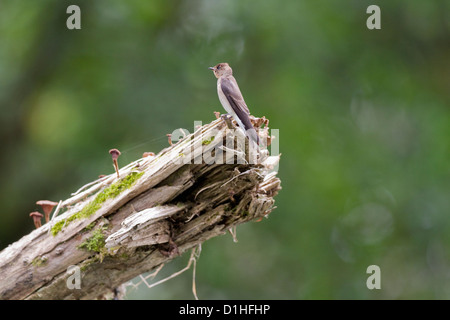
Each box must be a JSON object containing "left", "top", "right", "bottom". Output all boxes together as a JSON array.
[{"left": 217, "top": 79, "right": 232, "bottom": 114}]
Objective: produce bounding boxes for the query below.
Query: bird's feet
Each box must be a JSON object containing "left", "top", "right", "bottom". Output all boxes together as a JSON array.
[{"left": 220, "top": 114, "right": 234, "bottom": 129}]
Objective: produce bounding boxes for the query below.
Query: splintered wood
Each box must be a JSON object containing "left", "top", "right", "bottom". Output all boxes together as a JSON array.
[{"left": 0, "top": 116, "right": 281, "bottom": 300}]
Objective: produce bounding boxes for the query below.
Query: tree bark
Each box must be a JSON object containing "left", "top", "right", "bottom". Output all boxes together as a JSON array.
[{"left": 0, "top": 117, "right": 281, "bottom": 300}]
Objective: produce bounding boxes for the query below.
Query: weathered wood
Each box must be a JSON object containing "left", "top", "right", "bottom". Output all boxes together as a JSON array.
[{"left": 0, "top": 117, "right": 281, "bottom": 300}]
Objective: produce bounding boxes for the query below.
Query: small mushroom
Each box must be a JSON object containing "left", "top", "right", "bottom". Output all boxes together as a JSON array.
[
  {"left": 254, "top": 117, "right": 265, "bottom": 128},
  {"left": 109, "top": 148, "right": 121, "bottom": 178},
  {"left": 221, "top": 114, "right": 234, "bottom": 129},
  {"left": 214, "top": 111, "right": 221, "bottom": 119},
  {"left": 36, "top": 200, "right": 58, "bottom": 223},
  {"left": 29, "top": 211, "right": 43, "bottom": 229},
  {"left": 142, "top": 152, "right": 155, "bottom": 158},
  {"left": 166, "top": 134, "right": 172, "bottom": 146}
]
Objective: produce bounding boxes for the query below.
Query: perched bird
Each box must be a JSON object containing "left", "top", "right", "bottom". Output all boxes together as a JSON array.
[{"left": 209, "top": 63, "right": 259, "bottom": 145}]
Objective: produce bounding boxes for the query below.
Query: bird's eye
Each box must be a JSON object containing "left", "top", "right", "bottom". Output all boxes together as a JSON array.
[{"left": 217, "top": 65, "right": 221, "bottom": 70}]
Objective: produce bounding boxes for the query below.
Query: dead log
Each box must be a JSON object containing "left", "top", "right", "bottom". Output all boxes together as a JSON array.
[{"left": 0, "top": 116, "right": 281, "bottom": 300}]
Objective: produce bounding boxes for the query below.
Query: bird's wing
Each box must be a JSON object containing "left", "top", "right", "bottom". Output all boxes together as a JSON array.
[
  {"left": 221, "top": 76, "right": 259, "bottom": 145},
  {"left": 220, "top": 76, "right": 250, "bottom": 115}
]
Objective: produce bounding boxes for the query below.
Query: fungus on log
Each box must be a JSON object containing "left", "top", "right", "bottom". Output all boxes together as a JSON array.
[{"left": 0, "top": 116, "right": 281, "bottom": 300}]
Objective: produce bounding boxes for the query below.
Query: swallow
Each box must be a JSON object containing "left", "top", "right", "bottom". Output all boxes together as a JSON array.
[{"left": 209, "top": 63, "right": 259, "bottom": 145}]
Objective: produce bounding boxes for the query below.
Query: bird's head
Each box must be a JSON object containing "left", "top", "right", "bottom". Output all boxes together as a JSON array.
[{"left": 209, "top": 63, "right": 233, "bottom": 78}]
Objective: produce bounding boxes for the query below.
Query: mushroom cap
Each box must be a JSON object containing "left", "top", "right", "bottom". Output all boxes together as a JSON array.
[
  {"left": 109, "top": 148, "right": 121, "bottom": 159},
  {"left": 36, "top": 200, "right": 58, "bottom": 207},
  {"left": 36, "top": 200, "right": 58, "bottom": 215},
  {"left": 142, "top": 152, "right": 155, "bottom": 158},
  {"left": 29, "top": 211, "right": 43, "bottom": 218}
]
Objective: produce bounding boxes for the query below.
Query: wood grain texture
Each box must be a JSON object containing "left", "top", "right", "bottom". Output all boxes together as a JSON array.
[{"left": 0, "top": 117, "right": 281, "bottom": 300}]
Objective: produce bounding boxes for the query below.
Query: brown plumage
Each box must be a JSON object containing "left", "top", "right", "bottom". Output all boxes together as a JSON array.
[{"left": 209, "top": 63, "right": 259, "bottom": 145}]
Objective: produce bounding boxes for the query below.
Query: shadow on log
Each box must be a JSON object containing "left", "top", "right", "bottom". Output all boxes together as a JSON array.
[{"left": 0, "top": 116, "right": 281, "bottom": 300}]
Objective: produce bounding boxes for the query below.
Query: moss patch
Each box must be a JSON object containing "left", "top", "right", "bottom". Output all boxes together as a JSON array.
[
  {"left": 78, "top": 227, "right": 107, "bottom": 253},
  {"left": 79, "top": 257, "right": 98, "bottom": 272},
  {"left": 84, "top": 221, "right": 96, "bottom": 231},
  {"left": 31, "top": 255, "right": 48, "bottom": 267},
  {"left": 51, "top": 171, "right": 144, "bottom": 236},
  {"left": 202, "top": 136, "right": 215, "bottom": 145}
]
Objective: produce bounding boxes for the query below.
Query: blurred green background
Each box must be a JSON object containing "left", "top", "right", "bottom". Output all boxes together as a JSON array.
[{"left": 0, "top": 0, "right": 449, "bottom": 299}]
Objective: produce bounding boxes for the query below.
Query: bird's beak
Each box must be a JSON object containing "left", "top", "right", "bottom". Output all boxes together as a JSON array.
[{"left": 208, "top": 67, "right": 215, "bottom": 70}]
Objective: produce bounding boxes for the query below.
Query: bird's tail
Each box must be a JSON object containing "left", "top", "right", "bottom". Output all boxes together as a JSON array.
[
  {"left": 246, "top": 128, "right": 260, "bottom": 146},
  {"left": 233, "top": 115, "right": 260, "bottom": 146}
]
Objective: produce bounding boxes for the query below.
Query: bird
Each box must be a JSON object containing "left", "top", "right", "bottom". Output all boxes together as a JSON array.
[{"left": 209, "top": 63, "right": 259, "bottom": 145}]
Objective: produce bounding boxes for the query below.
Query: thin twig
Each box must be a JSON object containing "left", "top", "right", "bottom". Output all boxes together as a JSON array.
[
  {"left": 137, "top": 264, "right": 165, "bottom": 288},
  {"left": 51, "top": 200, "right": 63, "bottom": 221},
  {"left": 194, "top": 181, "right": 222, "bottom": 200},
  {"left": 192, "top": 254, "right": 198, "bottom": 300},
  {"left": 221, "top": 169, "right": 256, "bottom": 188},
  {"left": 228, "top": 226, "right": 238, "bottom": 243},
  {"left": 71, "top": 175, "right": 108, "bottom": 196},
  {"left": 138, "top": 247, "right": 199, "bottom": 291}
]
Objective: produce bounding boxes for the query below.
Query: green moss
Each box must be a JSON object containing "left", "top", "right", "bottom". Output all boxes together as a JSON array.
[
  {"left": 31, "top": 256, "right": 48, "bottom": 267},
  {"left": 78, "top": 227, "right": 107, "bottom": 253},
  {"left": 79, "top": 256, "right": 100, "bottom": 272},
  {"left": 202, "top": 136, "right": 215, "bottom": 145},
  {"left": 51, "top": 171, "right": 144, "bottom": 236},
  {"left": 84, "top": 221, "right": 96, "bottom": 231},
  {"left": 32, "top": 255, "right": 48, "bottom": 267}
]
